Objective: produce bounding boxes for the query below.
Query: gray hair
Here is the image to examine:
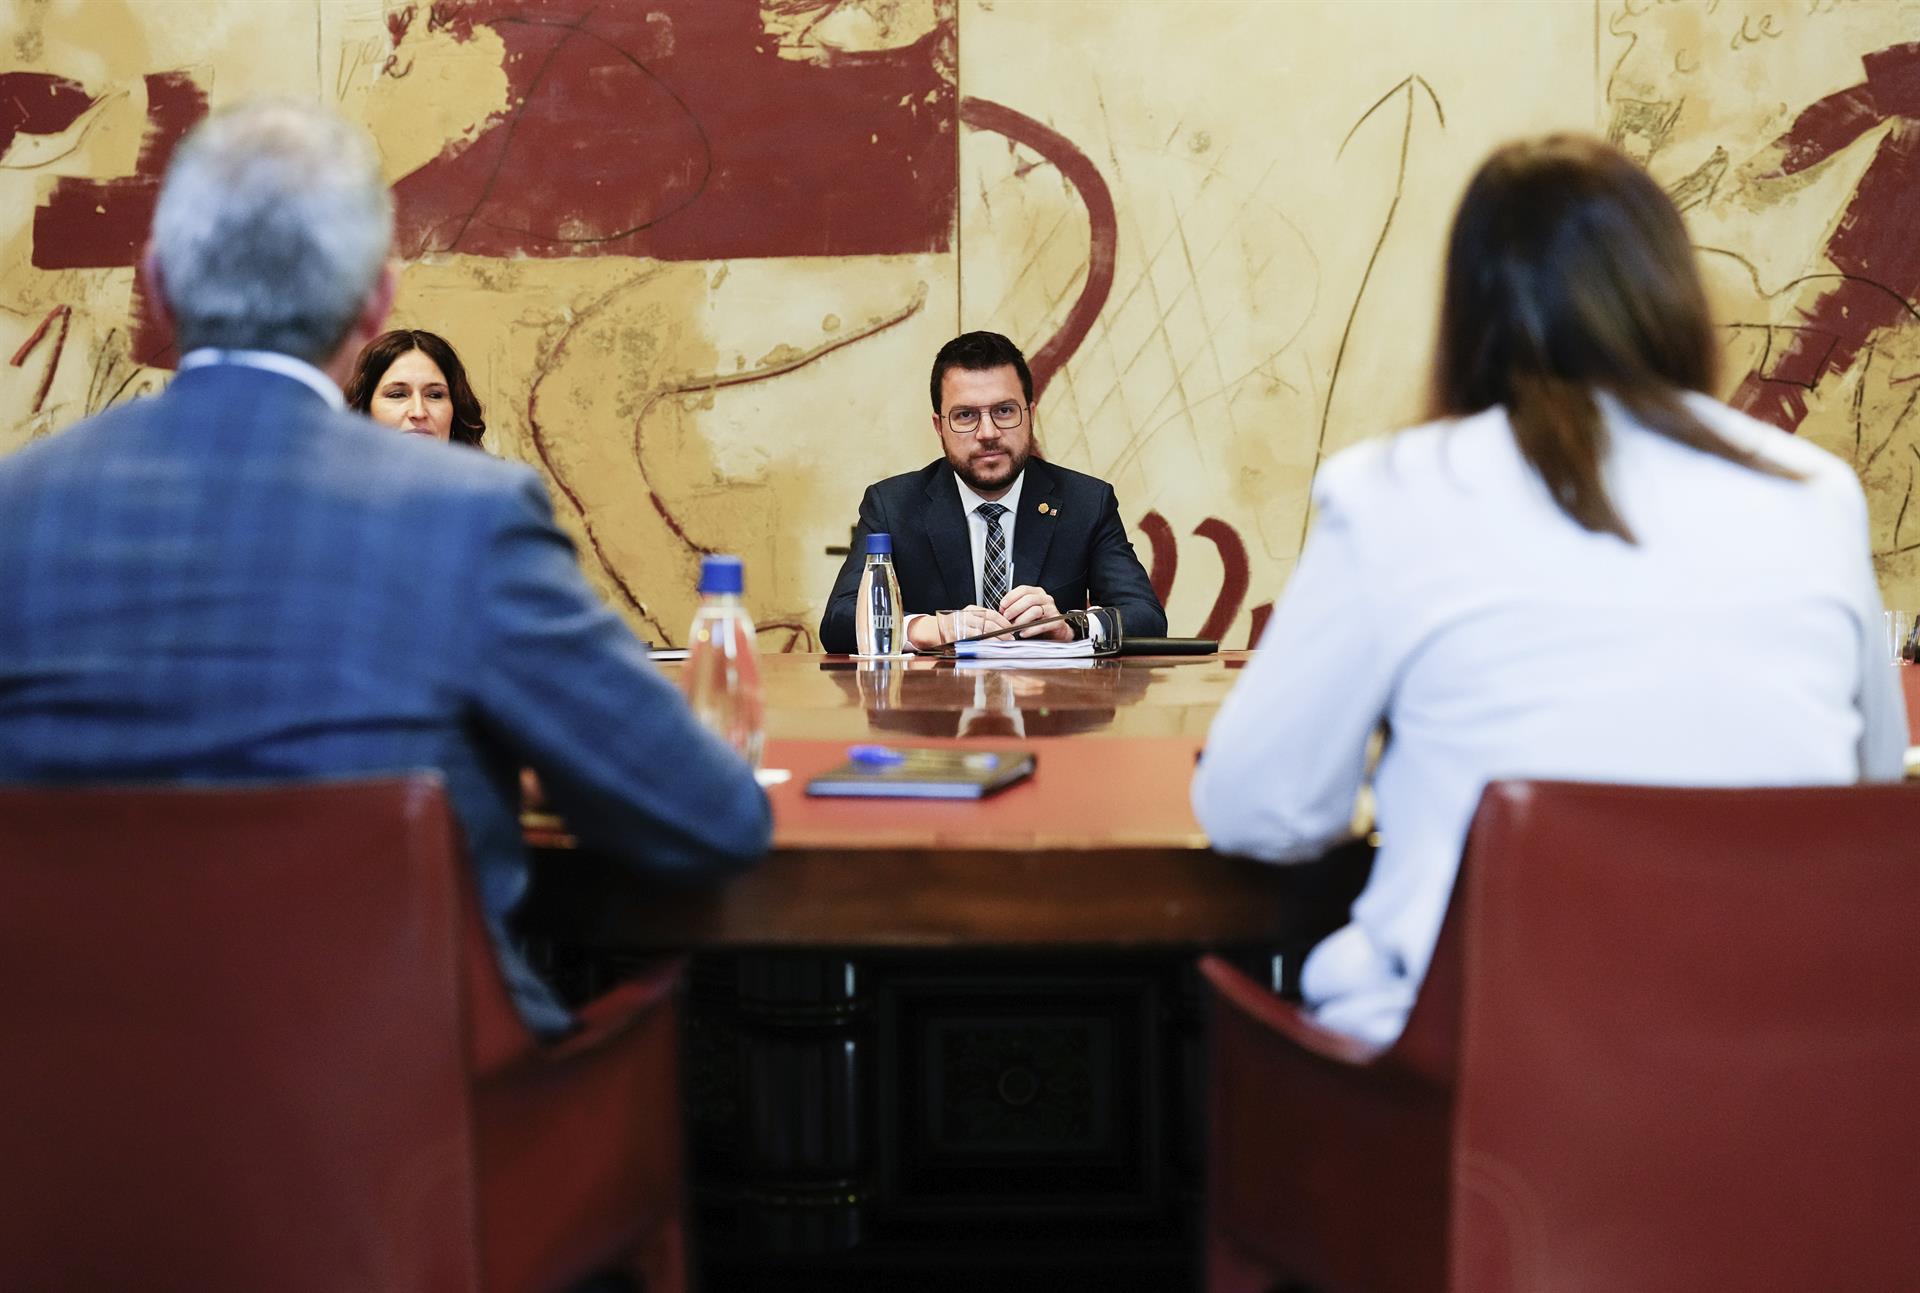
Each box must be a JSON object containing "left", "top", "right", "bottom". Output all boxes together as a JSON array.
[{"left": 150, "top": 99, "right": 393, "bottom": 363}]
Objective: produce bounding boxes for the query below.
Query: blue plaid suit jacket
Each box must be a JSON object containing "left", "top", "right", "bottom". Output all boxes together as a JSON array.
[{"left": 0, "top": 362, "right": 770, "bottom": 1033}]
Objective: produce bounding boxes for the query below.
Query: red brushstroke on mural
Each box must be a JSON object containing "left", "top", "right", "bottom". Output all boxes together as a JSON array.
[
  {"left": 33, "top": 176, "right": 162, "bottom": 272},
  {"left": 382, "top": 4, "right": 419, "bottom": 77},
  {"left": 30, "top": 71, "right": 207, "bottom": 369},
  {"left": 31, "top": 71, "right": 206, "bottom": 271},
  {"left": 389, "top": 0, "right": 955, "bottom": 261},
  {"left": 1134, "top": 512, "right": 1255, "bottom": 639},
  {"left": 1246, "top": 601, "right": 1272, "bottom": 649},
  {"left": 1138, "top": 510, "right": 1178, "bottom": 606},
  {"left": 1730, "top": 42, "right": 1920, "bottom": 431},
  {"left": 0, "top": 73, "right": 97, "bottom": 157},
  {"left": 9, "top": 304, "right": 72, "bottom": 414},
  {"left": 9, "top": 304, "right": 65, "bottom": 366},
  {"left": 1193, "top": 517, "right": 1249, "bottom": 643},
  {"left": 648, "top": 488, "right": 715, "bottom": 557},
  {"left": 387, "top": 5, "right": 416, "bottom": 47},
  {"left": 957, "top": 97, "right": 1118, "bottom": 402},
  {"left": 127, "top": 256, "right": 177, "bottom": 369}
]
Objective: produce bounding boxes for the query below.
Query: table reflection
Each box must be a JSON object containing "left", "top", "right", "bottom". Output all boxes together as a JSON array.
[
  {"left": 822, "top": 657, "right": 1158, "bottom": 737},
  {"left": 654, "top": 652, "right": 1248, "bottom": 740}
]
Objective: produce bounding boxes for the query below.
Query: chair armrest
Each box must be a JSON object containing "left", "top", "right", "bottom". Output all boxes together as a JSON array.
[
  {"left": 475, "top": 958, "right": 687, "bottom": 1080},
  {"left": 1199, "top": 954, "right": 1394, "bottom": 1069},
  {"left": 538, "top": 959, "right": 685, "bottom": 1065},
  {"left": 1201, "top": 953, "right": 1453, "bottom": 1291}
]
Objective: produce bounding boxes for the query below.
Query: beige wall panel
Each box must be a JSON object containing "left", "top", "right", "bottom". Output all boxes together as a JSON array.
[
  {"left": 958, "top": 0, "right": 1592, "bottom": 643},
  {"left": 4, "top": 0, "right": 1920, "bottom": 647}
]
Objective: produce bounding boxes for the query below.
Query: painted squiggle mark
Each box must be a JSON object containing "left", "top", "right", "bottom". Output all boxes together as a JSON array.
[
  {"left": 8, "top": 304, "right": 71, "bottom": 414},
  {"left": 1192, "top": 516, "right": 1249, "bottom": 642},
  {"left": 524, "top": 268, "right": 675, "bottom": 642},
  {"left": 1134, "top": 510, "right": 1253, "bottom": 643},
  {"left": 1138, "top": 509, "right": 1178, "bottom": 606},
  {"left": 1315, "top": 73, "right": 1444, "bottom": 499},
  {"left": 631, "top": 285, "right": 930, "bottom": 555},
  {"left": 958, "top": 97, "right": 1118, "bottom": 401}
]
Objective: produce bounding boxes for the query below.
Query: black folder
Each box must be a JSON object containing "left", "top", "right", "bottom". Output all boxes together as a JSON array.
[{"left": 1117, "top": 637, "right": 1218, "bottom": 656}]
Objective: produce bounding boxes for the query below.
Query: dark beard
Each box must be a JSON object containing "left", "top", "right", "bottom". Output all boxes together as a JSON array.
[{"left": 953, "top": 447, "right": 1027, "bottom": 495}]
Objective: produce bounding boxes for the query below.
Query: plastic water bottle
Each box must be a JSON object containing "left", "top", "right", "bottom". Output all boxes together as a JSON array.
[
  {"left": 854, "top": 532, "right": 906, "bottom": 657},
  {"left": 682, "top": 554, "right": 764, "bottom": 769}
]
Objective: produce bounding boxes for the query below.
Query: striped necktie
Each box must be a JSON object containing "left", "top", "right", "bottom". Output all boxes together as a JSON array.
[{"left": 978, "top": 501, "right": 1010, "bottom": 609}]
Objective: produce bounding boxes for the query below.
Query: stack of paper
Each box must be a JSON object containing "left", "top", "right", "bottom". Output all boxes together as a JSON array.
[{"left": 953, "top": 636, "right": 1096, "bottom": 665}]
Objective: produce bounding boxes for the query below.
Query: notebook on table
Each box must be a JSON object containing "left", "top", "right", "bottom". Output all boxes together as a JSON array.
[{"left": 805, "top": 746, "right": 1035, "bottom": 799}]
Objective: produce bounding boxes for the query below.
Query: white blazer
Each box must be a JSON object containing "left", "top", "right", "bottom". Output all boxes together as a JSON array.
[{"left": 1192, "top": 394, "right": 1907, "bottom": 1045}]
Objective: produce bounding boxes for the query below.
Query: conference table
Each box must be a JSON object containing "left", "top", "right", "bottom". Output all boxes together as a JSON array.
[
  {"left": 523, "top": 652, "right": 1354, "bottom": 950},
  {"left": 520, "top": 651, "right": 1362, "bottom": 1290},
  {"left": 521, "top": 653, "right": 1920, "bottom": 1289}
]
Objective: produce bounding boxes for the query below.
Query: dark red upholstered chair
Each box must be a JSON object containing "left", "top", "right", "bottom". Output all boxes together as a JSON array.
[
  {"left": 0, "top": 776, "right": 688, "bottom": 1293},
  {"left": 1200, "top": 878, "right": 1460, "bottom": 1293},
  {"left": 1450, "top": 779, "right": 1920, "bottom": 1291},
  {"left": 1202, "top": 779, "right": 1920, "bottom": 1293}
]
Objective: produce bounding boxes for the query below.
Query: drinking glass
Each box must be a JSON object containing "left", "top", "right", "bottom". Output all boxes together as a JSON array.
[
  {"left": 935, "top": 608, "right": 996, "bottom": 645},
  {"left": 1886, "top": 609, "right": 1918, "bottom": 665}
]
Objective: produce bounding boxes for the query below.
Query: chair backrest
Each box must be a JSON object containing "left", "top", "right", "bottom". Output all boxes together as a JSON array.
[
  {"left": 0, "top": 776, "right": 484, "bottom": 1293},
  {"left": 1452, "top": 780, "right": 1920, "bottom": 1293}
]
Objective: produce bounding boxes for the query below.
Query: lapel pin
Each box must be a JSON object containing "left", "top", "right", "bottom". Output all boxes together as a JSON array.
[{"left": 1039, "top": 502, "right": 1052, "bottom": 515}]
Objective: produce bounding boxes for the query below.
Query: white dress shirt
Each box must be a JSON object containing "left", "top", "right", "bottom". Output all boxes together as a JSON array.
[
  {"left": 905, "top": 469, "right": 1028, "bottom": 649},
  {"left": 177, "top": 348, "right": 345, "bottom": 411},
  {"left": 1192, "top": 394, "right": 1907, "bottom": 1046}
]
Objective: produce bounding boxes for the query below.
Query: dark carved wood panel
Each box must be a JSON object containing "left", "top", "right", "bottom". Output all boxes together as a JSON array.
[{"left": 880, "top": 966, "right": 1163, "bottom": 1212}]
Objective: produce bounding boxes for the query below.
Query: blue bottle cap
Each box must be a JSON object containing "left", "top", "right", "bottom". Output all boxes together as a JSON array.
[
  {"left": 698, "top": 554, "right": 744, "bottom": 595},
  {"left": 865, "top": 532, "right": 893, "bottom": 556},
  {"left": 849, "top": 744, "right": 905, "bottom": 767}
]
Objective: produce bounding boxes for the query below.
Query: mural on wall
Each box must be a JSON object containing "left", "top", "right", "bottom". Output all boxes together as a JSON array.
[
  {"left": 4, "top": 0, "right": 1919, "bottom": 647},
  {"left": 1601, "top": 1, "right": 1920, "bottom": 604}
]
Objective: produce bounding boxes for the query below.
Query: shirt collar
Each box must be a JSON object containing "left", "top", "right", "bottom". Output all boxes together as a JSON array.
[
  {"left": 953, "top": 466, "right": 1026, "bottom": 517},
  {"left": 176, "top": 348, "right": 345, "bottom": 411}
]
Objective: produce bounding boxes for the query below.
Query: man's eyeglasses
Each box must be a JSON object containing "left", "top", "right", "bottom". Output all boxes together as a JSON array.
[{"left": 943, "top": 401, "right": 1028, "bottom": 435}]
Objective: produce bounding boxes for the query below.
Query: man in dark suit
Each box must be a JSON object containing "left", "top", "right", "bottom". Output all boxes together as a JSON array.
[
  {"left": 819, "top": 331, "right": 1166, "bottom": 653},
  {"left": 0, "top": 100, "right": 770, "bottom": 1035}
]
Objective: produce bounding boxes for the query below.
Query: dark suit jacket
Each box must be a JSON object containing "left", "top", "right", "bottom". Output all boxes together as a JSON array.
[
  {"left": 819, "top": 457, "right": 1166, "bottom": 653},
  {"left": 0, "top": 362, "right": 771, "bottom": 1033}
]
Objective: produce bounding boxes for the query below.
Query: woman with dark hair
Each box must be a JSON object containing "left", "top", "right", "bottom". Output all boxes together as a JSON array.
[
  {"left": 344, "top": 328, "right": 487, "bottom": 447},
  {"left": 1193, "top": 135, "right": 1904, "bottom": 1044}
]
